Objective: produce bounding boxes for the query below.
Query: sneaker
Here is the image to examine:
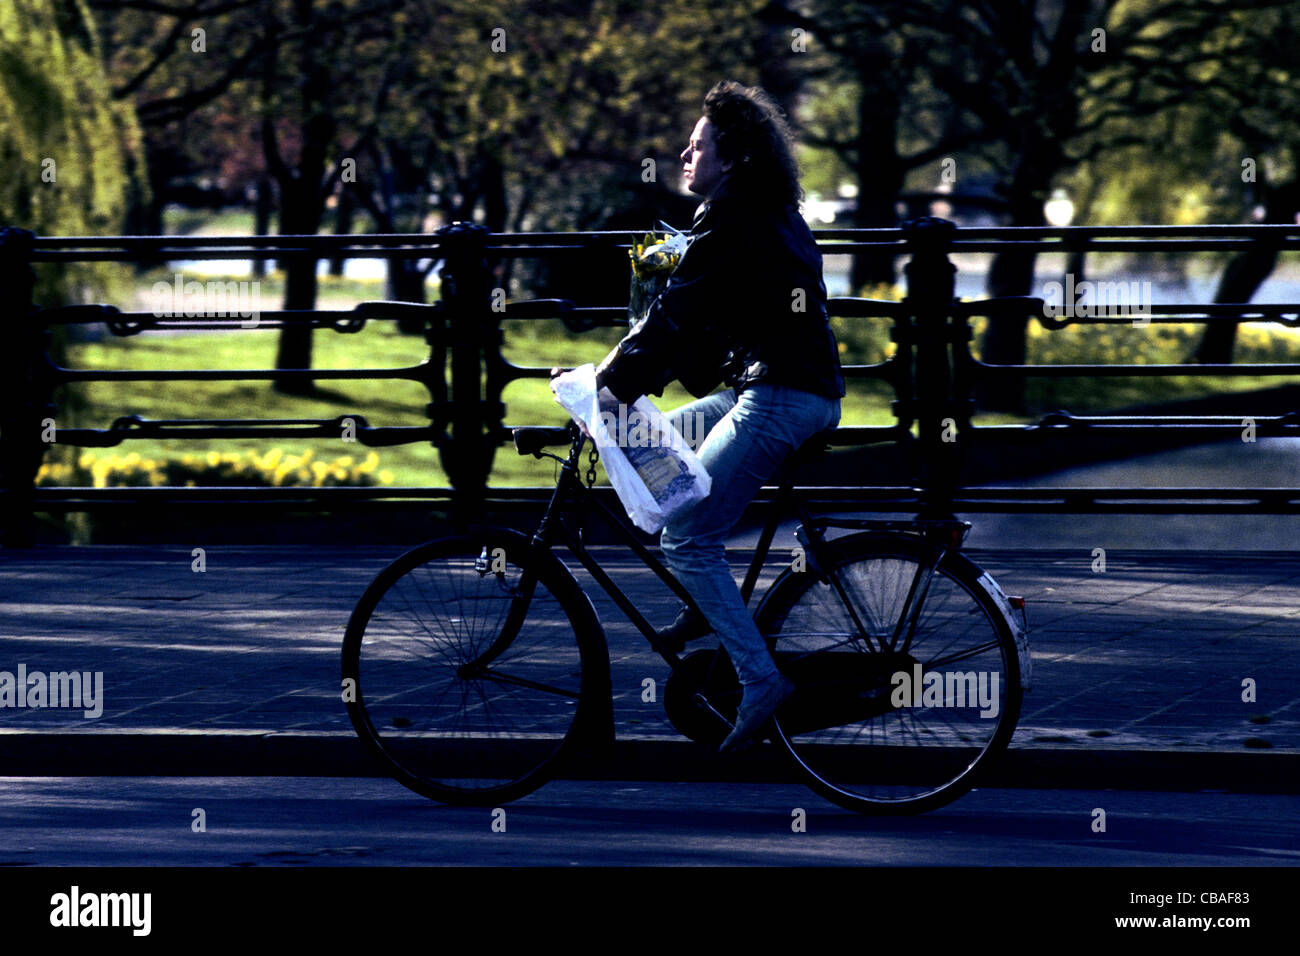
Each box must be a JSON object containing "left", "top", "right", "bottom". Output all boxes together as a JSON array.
[
  {"left": 656, "top": 604, "right": 713, "bottom": 654},
  {"left": 719, "top": 672, "right": 796, "bottom": 753}
]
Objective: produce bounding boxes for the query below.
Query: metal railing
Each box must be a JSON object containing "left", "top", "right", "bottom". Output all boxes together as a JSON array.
[{"left": 2, "top": 219, "right": 1300, "bottom": 546}]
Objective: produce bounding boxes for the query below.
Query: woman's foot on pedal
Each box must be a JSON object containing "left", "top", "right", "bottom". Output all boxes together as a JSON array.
[
  {"left": 719, "top": 672, "right": 795, "bottom": 753},
  {"left": 656, "top": 604, "right": 713, "bottom": 653}
]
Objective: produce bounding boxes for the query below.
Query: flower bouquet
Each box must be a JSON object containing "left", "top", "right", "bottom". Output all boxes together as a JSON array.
[{"left": 627, "top": 224, "right": 688, "bottom": 327}]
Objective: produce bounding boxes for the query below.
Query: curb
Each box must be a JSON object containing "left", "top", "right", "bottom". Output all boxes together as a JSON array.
[{"left": 2, "top": 733, "right": 1298, "bottom": 794}]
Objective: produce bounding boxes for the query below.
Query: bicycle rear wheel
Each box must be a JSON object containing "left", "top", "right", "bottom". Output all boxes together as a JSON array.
[
  {"left": 756, "top": 532, "right": 1022, "bottom": 815},
  {"left": 342, "top": 527, "right": 607, "bottom": 806}
]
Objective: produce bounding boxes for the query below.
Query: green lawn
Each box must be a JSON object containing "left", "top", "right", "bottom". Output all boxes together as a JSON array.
[{"left": 50, "top": 312, "right": 899, "bottom": 487}]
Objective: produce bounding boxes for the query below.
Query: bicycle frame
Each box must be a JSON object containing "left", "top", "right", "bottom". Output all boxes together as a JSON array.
[
  {"left": 524, "top": 429, "right": 970, "bottom": 672},
  {"left": 528, "top": 431, "right": 757, "bottom": 674}
]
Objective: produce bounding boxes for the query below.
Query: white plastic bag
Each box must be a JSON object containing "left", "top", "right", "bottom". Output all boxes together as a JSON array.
[{"left": 552, "top": 363, "right": 711, "bottom": 533}]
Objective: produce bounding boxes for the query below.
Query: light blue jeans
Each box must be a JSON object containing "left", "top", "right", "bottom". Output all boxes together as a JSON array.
[{"left": 663, "top": 385, "right": 841, "bottom": 687}]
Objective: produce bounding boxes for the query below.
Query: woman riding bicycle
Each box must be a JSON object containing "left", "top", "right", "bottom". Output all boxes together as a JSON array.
[{"left": 591, "top": 80, "right": 845, "bottom": 752}]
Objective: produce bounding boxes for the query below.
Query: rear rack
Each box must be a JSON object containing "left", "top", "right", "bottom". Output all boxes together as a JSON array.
[{"left": 804, "top": 517, "right": 973, "bottom": 548}]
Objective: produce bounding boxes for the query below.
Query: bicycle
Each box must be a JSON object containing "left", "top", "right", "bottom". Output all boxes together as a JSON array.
[{"left": 341, "top": 421, "right": 1031, "bottom": 815}]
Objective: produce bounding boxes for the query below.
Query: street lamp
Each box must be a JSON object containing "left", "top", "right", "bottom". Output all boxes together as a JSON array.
[
  {"left": 1043, "top": 189, "right": 1083, "bottom": 289},
  {"left": 1044, "top": 188, "right": 1075, "bottom": 227}
]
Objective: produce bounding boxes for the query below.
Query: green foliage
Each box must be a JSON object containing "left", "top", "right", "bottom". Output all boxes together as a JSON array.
[
  {"left": 831, "top": 281, "right": 903, "bottom": 367},
  {"left": 97, "top": 0, "right": 774, "bottom": 239},
  {"left": 0, "top": 0, "right": 146, "bottom": 303},
  {"left": 1020, "top": 317, "right": 1299, "bottom": 369},
  {"left": 971, "top": 314, "right": 1300, "bottom": 412}
]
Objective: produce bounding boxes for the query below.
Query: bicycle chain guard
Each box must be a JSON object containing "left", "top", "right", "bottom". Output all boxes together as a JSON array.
[
  {"left": 662, "top": 650, "right": 739, "bottom": 747},
  {"left": 664, "top": 648, "right": 923, "bottom": 744}
]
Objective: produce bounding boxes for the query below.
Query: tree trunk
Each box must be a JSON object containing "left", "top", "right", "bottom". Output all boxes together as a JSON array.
[
  {"left": 273, "top": 176, "right": 321, "bottom": 394},
  {"left": 328, "top": 186, "right": 355, "bottom": 277},
  {"left": 1189, "top": 177, "right": 1298, "bottom": 363},
  {"left": 271, "top": 0, "right": 336, "bottom": 394},
  {"left": 386, "top": 261, "right": 425, "bottom": 301},
  {"left": 253, "top": 177, "right": 273, "bottom": 279},
  {"left": 480, "top": 150, "right": 509, "bottom": 309},
  {"left": 1191, "top": 248, "right": 1280, "bottom": 364},
  {"left": 851, "top": 73, "right": 901, "bottom": 291},
  {"left": 977, "top": 193, "right": 1046, "bottom": 413},
  {"left": 387, "top": 158, "right": 433, "bottom": 330}
]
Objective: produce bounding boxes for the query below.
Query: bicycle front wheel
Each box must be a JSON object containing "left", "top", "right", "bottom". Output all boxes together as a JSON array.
[
  {"left": 756, "top": 533, "right": 1022, "bottom": 815},
  {"left": 342, "top": 527, "right": 607, "bottom": 806}
]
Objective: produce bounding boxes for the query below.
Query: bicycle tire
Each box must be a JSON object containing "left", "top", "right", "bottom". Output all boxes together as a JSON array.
[
  {"left": 755, "top": 532, "right": 1023, "bottom": 815},
  {"left": 342, "top": 526, "right": 608, "bottom": 806}
]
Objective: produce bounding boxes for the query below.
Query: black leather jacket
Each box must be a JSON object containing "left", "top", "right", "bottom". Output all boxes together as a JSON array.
[{"left": 595, "top": 177, "right": 846, "bottom": 404}]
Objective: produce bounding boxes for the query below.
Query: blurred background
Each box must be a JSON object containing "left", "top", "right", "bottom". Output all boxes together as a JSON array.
[{"left": 4, "top": 0, "right": 1300, "bottom": 508}]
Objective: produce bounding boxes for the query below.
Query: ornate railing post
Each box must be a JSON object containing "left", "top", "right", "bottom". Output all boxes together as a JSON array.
[
  {"left": 0, "top": 228, "right": 48, "bottom": 548},
  {"left": 433, "top": 221, "right": 498, "bottom": 520},
  {"left": 902, "top": 217, "right": 959, "bottom": 519}
]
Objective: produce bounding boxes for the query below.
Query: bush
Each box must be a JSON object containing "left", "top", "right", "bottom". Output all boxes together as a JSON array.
[{"left": 831, "top": 281, "right": 902, "bottom": 366}]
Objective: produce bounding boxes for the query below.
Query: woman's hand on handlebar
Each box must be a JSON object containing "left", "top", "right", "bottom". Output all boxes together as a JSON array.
[{"left": 550, "top": 366, "right": 593, "bottom": 439}]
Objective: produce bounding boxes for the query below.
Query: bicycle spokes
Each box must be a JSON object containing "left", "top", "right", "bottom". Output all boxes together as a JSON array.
[{"left": 760, "top": 537, "right": 1023, "bottom": 814}]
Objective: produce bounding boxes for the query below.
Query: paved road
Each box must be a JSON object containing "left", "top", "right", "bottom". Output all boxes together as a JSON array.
[
  {"left": 967, "top": 436, "right": 1300, "bottom": 551},
  {"left": 1, "top": 776, "right": 1297, "bottom": 866},
  {"left": 1, "top": 544, "right": 1296, "bottom": 759}
]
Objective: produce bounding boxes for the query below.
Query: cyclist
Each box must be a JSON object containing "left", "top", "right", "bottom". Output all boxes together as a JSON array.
[{"left": 591, "top": 81, "right": 845, "bottom": 752}]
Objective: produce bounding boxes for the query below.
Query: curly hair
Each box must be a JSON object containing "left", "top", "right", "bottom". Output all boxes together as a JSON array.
[{"left": 702, "top": 81, "right": 802, "bottom": 207}]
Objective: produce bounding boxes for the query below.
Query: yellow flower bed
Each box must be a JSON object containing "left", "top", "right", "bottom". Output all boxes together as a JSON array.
[{"left": 36, "top": 449, "right": 394, "bottom": 489}]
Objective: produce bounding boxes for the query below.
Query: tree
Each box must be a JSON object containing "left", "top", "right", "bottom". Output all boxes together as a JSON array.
[
  {"left": 91, "top": 0, "right": 781, "bottom": 366},
  {"left": 1, "top": 0, "right": 147, "bottom": 303},
  {"left": 343, "top": 0, "right": 776, "bottom": 304},
  {"left": 920, "top": 0, "right": 1121, "bottom": 413},
  {"left": 258, "top": 0, "right": 409, "bottom": 392},
  {"left": 93, "top": 0, "right": 411, "bottom": 390},
  {"left": 1043, "top": 0, "right": 1300, "bottom": 364},
  {"left": 762, "top": 1, "right": 992, "bottom": 291}
]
